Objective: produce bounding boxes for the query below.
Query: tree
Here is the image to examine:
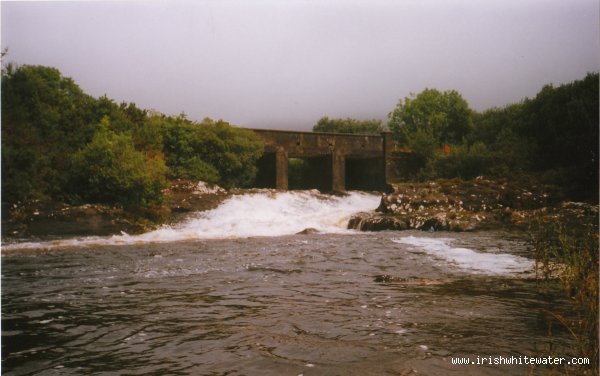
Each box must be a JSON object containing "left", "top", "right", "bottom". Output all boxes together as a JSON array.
[
  {"left": 518, "top": 72, "right": 599, "bottom": 199},
  {"left": 388, "top": 89, "right": 472, "bottom": 147},
  {"left": 1, "top": 63, "right": 265, "bottom": 208},
  {"left": 1, "top": 65, "right": 98, "bottom": 202},
  {"left": 69, "top": 118, "right": 168, "bottom": 207},
  {"left": 159, "top": 115, "right": 263, "bottom": 188},
  {"left": 470, "top": 103, "right": 533, "bottom": 177},
  {"left": 200, "top": 118, "right": 264, "bottom": 188},
  {"left": 312, "top": 117, "right": 385, "bottom": 135}
]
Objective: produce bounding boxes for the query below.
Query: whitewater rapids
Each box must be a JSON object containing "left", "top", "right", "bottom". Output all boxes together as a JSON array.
[
  {"left": 3, "top": 190, "right": 381, "bottom": 251},
  {"left": 4, "top": 190, "right": 574, "bottom": 376}
]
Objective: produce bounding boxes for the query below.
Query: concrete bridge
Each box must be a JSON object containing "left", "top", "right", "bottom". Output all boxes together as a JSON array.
[{"left": 250, "top": 129, "right": 398, "bottom": 192}]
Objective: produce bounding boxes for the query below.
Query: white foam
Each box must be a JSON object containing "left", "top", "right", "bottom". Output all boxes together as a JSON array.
[
  {"left": 391, "top": 236, "right": 534, "bottom": 275},
  {"left": 3, "top": 190, "right": 380, "bottom": 251}
]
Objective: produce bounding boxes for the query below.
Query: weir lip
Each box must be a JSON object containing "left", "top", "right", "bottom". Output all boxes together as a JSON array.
[{"left": 3, "top": 190, "right": 380, "bottom": 251}]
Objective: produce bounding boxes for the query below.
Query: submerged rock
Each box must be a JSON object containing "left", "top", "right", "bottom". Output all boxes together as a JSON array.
[
  {"left": 373, "top": 275, "right": 449, "bottom": 285},
  {"left": 297, "top": 227, "right": 320, "bottom": 235},
  {"left": 348, "top": 212, "right": 408, "bottom": 231}
]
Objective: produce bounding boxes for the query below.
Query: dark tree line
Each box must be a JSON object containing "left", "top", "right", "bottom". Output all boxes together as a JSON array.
[
  {"left": 312, "top": 116, "right": 386, "bottom": 135},
  {"left": 3, "top": 63, "right": 597, "bottom": 208},
  {"left": 386, "top": 73, "right": 598, "bottom": 201},
  {"left": 2, "top": 64, "right": 264, "bottom": 208}
]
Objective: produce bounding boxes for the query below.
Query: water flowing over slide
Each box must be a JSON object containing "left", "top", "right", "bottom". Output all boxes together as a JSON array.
[
  {"left": 4, "top": 190, "right": 533, "bottom": 277},
  {"left": 4, "top": 190, "right": 380, "bottom": 250}
]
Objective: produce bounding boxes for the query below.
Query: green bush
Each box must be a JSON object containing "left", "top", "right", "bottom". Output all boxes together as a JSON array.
[
  {"left": 160, "top": 116, "right": 263, "bottom": 188},
  {"left": 432, "top": 142, "right": 491, "bottom": 180},
  {"left": 313, "top": 117, "right": 385, "bottom": 134},
  {"left": 530, "top": 213, "right": 599, "bottom": 372},
  {"left": 1, "top": 63, "right": 264, "bottom": 209},
  {"left": 1, "top": 64, "right": 98, "bottom": 202},
  {"left": 173, "top": 156, "right": 220, "bottom": 183},
  {"left": 388, "top": 88, "right": 472, "bottom": 146},
  {"left": 70, "top": 118, "right": 168, "bottom": 208},
  {"left": 202, "top": 118, "right": 264, "bottom": 188}
]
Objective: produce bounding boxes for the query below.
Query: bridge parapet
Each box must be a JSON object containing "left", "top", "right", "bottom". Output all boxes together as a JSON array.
[{"left": 250, "top": 129, "right": 384, "bottom": 158}]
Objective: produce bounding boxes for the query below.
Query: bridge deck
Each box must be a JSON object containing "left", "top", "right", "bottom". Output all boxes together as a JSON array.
[{"left": 250, "top": 128, "right": 385, "bottom": 158}]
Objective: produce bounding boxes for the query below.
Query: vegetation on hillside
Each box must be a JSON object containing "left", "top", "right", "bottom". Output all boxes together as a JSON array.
[
  {"left": 2, "top": 62, "right": 596, "bottom": 206},
  {"left": 388, "top": 88, "right": 472, "bottom": 147},
  {"left": 530, "top": 210, "right": 599, "bottom": 374},
  {"left": 1, "top": 64, "right": 264, "bottom": 209},
  {"left": 388, "top": 73, "right": 599, "bottom": 202}
]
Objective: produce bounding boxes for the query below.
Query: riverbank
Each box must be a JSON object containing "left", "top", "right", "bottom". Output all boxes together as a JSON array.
[
  {"left": 1, "top": 180, "right": 229, "bottom": 240},
  {"left": 2, "top": 177, "right": 597, "bottom": 241},
  {"left": 348, "top": 177, "right": 597, "bottom": 233}
]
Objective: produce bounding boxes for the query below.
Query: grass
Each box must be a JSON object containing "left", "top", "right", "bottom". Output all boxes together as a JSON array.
[{"left": 529, "top": 210, "right": 598, "bottom": 375}]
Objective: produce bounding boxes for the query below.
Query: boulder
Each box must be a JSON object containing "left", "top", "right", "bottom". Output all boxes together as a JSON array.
[{"left": 348, "top": 212, "right": 408, "bottom": 231}]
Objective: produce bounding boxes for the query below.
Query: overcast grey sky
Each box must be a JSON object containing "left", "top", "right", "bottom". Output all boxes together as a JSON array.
[{"left": 2, "top": 0, "right": 598, "bottom": 130}]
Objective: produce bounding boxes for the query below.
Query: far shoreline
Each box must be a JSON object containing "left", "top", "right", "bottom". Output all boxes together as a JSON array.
[{"left": 3, "top": 176, "right": 596, "bottom": 243}]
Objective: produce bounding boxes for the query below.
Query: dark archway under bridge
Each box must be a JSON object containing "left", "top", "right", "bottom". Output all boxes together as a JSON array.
[{"left": 250, "top": 129, "right": 399, "bottom": 192}]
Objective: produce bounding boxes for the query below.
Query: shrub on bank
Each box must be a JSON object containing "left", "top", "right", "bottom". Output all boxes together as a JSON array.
[
  {"left": 1, "top": 64, "right": 264, "bottom": 210},
  {"left": 530, "top": 210, "right": 599, "bottom": 373},
  {"left": 427, "top": 142, "right": 492, "bottom": 180},
  {"left": 69, "top": 118, "right": 168, "bottom": 208},
  {"left": 159, "top": 115, "right": 263, "bottom": 189}
]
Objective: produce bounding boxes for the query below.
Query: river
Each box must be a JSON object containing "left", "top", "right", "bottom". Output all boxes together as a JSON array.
[{"left": 1, "top": 190, "right": 578, "bottom": 375}]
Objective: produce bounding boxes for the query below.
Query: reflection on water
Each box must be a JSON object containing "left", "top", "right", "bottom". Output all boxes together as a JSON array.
[{"left": 2, "top": 231, "right": 577, "bottom": 375}]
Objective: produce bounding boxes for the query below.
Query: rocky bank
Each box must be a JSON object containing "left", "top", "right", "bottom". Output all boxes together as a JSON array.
[
  {"left": 3, "top": 177, "right": 596, "bottom": 240},
  {"left": 348, "top": 177, "right": 596, "bottom": 232},
  {"left": 2, "top": 180, "right": 229, "bottom": 240}
]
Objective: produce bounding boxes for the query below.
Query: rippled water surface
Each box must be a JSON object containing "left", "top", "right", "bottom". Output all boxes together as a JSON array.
[{"left": 3, "top": 231, "right": 577, "bottom": 376}]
